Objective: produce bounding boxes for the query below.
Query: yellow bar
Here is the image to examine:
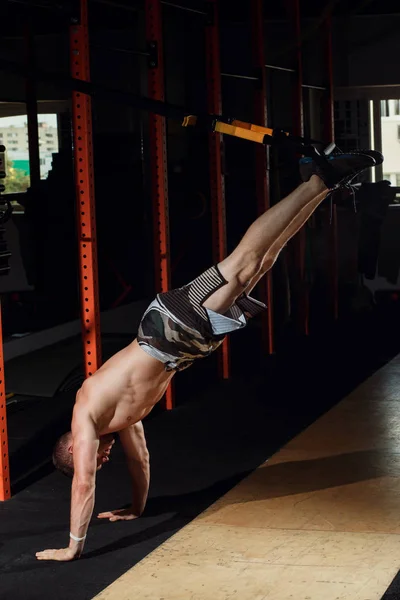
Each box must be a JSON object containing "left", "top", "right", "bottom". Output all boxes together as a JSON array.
[
  {"left": 182, "top": 115, "right": 289, "bottom": 141},
  {"left": 214, "top": 121, "right": 267, "bottom": 144},
  {"left": 231, "top": 119, "right": 276, "bottom": 136},
  {"left": 232, "top": 120, "right": 289, "bottom": 137}
]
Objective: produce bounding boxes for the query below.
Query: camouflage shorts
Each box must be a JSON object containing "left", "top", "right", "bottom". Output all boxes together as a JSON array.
[{"left": 137, "top": 265, "right": 267, "bottom": 371}]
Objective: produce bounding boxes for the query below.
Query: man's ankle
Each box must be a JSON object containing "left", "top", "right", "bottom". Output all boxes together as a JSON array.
[{"left": 308, "top": 174, "right": 328, "bottom": 193}]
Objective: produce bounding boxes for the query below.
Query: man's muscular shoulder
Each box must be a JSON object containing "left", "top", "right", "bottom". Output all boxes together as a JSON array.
[{"left": 72, "top": 380, "right": 100, "bottom": 430}]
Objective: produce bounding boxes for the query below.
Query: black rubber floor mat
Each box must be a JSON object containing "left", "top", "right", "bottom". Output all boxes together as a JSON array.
[{"left": 1, "top": 308, "right": 399, "bottom": 600}]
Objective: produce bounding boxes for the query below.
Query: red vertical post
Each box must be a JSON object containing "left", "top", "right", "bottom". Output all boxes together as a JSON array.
[
  {"left": 251, "top": 0, "right": 274, "bottom": 355},
  {"left": 325, "top": 15, "right": 338, "bottom": 320},
  {"left": 145, "top": 0, "right": 174, "bottom": 409},
  {"left": 0, "top": 303, "right": 10, "bottom": 502},
  {"left": 70, "top": 0, "right": 102, "bottom": 378},
  {"left": 205, "top": 0, "right": 230, "bottom": 379},
  {"left": 287, "top": 0, "right": 308, "bottom": 335}
]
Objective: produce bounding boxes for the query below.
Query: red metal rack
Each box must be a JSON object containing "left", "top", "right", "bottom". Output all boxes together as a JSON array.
[
  {"left": 0, "top": 305, "right": 10, "bottom": 502},
  {"left": 70, "top": 0, "right": 102, "bottom": 378}
]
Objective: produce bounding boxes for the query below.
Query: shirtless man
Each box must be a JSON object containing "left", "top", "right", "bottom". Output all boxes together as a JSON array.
[{"left": 36, "top": 149, "right": 382, "bottom": 561}]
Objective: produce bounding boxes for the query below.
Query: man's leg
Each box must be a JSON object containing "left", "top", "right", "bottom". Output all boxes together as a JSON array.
[
  {"left": 244, "top": 187, "right": 327, "bottom": 295},
  {"left": 203, "top": 175, "right": 328, "bottom": 314},
  {"left": 202, "top": 148, "right": 382, "bottom": 314}
]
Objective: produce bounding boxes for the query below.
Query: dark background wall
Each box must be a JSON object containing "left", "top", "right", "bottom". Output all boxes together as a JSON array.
[
  {"left": 0, "top": 5, "right": 399, "bottom": 340},
  {"left": 333, "top": 15, "right": 400, "bottom": 87}
]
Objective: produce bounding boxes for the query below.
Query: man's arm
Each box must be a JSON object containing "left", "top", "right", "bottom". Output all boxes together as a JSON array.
[
  {"left": 98, "top": 421, "right": 150, "bottom": 522},
  {"left": 36, "top": 413, "right": 99, "bottom": 561}
]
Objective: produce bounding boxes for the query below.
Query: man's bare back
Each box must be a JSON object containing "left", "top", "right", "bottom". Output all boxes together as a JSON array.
[{"left": 76, "top": 339, "right": 174, "bottom": 435}]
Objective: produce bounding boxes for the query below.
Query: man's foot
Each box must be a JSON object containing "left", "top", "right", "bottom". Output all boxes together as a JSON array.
[{"left": 299, "top": 150, "right": 383, "bottom": 190}]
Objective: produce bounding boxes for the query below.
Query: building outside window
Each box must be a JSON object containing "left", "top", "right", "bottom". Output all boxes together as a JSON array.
[
  {"left": 380, "top": 99, "right": 400, "bottom": 198},
  {"left": 0, "top": 114, "right": 59, "bottom": 194}
]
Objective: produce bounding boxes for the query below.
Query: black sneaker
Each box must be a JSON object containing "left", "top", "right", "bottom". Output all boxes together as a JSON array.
[{"left": 299, "top": 150, "right": 383, "bottom": 189}]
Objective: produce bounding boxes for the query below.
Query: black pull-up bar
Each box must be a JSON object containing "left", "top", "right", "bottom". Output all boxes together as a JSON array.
[{"left": 221, "top": 72, "right": 260, "bottom": 82}]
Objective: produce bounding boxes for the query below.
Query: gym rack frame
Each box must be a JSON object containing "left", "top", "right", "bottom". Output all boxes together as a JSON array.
[{"left": 0, "top": 0, "right": 338, "bottom": 500}]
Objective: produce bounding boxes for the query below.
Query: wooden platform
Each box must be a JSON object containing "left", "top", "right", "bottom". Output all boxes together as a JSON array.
[{"left": 95, "top": 355, "right": 400, "bottom": 600}]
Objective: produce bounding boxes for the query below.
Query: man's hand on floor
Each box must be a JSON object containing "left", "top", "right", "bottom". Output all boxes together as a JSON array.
[
  {"left": 97, "top": 507, "right": 139, "bottom": 522},
  {"left": 36, "top": 547, "right": 79, "bottom": 562}
]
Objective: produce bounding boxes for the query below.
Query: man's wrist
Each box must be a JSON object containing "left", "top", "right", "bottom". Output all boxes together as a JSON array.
[
  {"left": 68, "top": 533, "right": 86, "bottom": 553},
  {"left": 130, "top": 504, "right": 143, "bottom": 517},
  {"left": 70, "top": 531, "right": 87, "bottom": 543}
]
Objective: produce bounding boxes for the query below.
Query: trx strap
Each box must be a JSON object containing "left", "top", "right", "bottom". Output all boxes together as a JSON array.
[{"left": 0, "top": 56, "right": 335, "bottom": 170}]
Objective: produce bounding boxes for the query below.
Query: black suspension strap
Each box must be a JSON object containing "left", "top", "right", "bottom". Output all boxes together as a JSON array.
[{"left": 0, "top": 56, "right": 338, "bottom": 181}]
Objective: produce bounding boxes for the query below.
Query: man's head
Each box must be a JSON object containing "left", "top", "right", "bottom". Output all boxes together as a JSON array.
[{"left": 52, "top": 432, "right": 115, "bottom": 477}]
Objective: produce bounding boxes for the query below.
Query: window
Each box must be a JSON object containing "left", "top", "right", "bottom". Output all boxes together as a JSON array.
[
  {"left": 381, "top": 100, "right": 389, "bottom": 117},
  {"left": 394, "top": 100, "right": 400, "bottom": 116},
  {"left": 396, "top": 174, "right": 400, "bottom": 187},
  {"left": 0, "top": 112, "right": 59, "bottom": 194}
]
